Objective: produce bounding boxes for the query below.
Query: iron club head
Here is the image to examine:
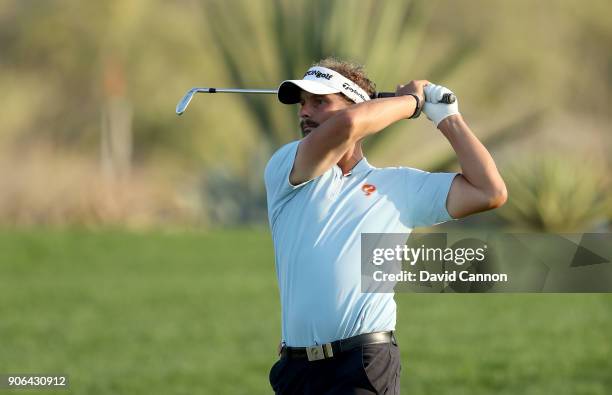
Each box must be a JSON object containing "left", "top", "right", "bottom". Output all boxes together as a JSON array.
[{"left": 176, "top": 88, "right": 197, "bottom": 115}]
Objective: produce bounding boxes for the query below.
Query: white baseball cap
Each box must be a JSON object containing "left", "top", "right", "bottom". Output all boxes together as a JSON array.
[{"left": 278, "top": 66, "right": 371, "bottom": 105}]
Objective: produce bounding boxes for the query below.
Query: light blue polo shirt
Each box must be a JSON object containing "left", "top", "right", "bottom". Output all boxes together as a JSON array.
[{"left": 264, "top": 140, "right": 457, "bottom": 347}]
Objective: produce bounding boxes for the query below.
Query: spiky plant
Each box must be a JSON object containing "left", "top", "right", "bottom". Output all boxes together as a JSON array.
[
  {"left": 497, "top": 155, "right": 611, "bottom": 232},
  {"left": 200, "top": 0, "right": 478, "bottom": 150}
]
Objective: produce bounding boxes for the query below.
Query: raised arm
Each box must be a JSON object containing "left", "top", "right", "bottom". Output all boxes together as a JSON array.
[
  {"left": 423, "top": 84, "right": 507, "bottom": 219},
  {"left": 440, "top": 115, "right": 507, "bottom": 218},
  {"left": 290, "top": 81, "right": 427, "bottom": 185}
]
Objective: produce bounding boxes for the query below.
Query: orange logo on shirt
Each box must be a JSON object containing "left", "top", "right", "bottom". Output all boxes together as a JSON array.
[{"left": 362, "top": 183, "right": 376, "bottom": 196}]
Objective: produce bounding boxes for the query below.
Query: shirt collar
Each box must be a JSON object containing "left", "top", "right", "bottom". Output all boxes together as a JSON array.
[{"left": 339, "top": 156, "right": 375, "bottom": 176}]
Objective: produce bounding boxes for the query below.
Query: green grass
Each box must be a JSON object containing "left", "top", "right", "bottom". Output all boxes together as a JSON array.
[{"left": 0, "top": 229, "right": 610, "bottom": 394}]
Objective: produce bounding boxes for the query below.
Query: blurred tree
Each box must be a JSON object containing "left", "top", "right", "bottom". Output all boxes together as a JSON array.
[
  {"left": 0, "top": 1, "right": 106, "bottom": 145},
  {"left": 98, "top": 1, "right": 151, "bottom": 181},
  {"left": 0, "top": 0, "right": 224, "bottom": 165},
  {"left": 101, "top": 55, "right": 132, "bottom": 181}
]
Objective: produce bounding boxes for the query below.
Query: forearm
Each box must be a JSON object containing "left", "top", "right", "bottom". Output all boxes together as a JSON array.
[
  {"left": 345, "top": 95, "right": 417, "bottom": 141},
  {"left": 438, "top": 115, "right": 506, "bottom": 197}
]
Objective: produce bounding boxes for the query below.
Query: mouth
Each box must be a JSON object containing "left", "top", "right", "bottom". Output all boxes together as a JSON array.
[{"left": 300, "top": 120, "right": 319, "bottom": 136}]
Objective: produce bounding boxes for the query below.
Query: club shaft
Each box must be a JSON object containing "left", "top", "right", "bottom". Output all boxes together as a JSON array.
[
  {"left": 191, "top": 88, "right": 453, "bottom": 100},
  {"left": 176, "top": 87, "right": 455, "bottom": 115},
  {"left": 192, "top": 87, "right": 278, "bottom": 94}
]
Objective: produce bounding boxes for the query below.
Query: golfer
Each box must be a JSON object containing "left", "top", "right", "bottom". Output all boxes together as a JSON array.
[{"left": 264, "top": 57, "right": 507, "bottom": 394}]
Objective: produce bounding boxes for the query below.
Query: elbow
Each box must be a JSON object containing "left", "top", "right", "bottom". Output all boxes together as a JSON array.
[{"left": 486, "top": 182, "right": 508, "bottom": 209}]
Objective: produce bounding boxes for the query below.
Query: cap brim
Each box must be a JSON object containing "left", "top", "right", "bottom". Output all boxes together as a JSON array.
[{"left": 277, "top": 80, "right": 341, "bottom": 104}]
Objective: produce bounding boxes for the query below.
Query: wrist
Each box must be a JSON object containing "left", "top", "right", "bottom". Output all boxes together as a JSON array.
[
  {"left": 406, "top": 93, "right": 422, "bottom": 119},
  {"left": 437, "top": 113, "right": 464, "bottom": 131}
]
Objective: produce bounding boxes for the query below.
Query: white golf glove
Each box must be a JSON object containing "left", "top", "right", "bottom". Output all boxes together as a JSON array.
[{"left": 423, "top": 84, "right": 460, "bottom": 127}]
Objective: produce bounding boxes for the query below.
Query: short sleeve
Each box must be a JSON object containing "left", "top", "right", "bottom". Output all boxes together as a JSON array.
[
  {"left": 403, "top": 169, "right": 458, "bottom": 227},
  {"left": 264, "top": 141, "right": 311, "bottom": 226}
]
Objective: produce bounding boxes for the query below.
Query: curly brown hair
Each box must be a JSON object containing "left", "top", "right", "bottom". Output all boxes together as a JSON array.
[{"left": 314, "top": 57, "right": 377, "bottom": 101}]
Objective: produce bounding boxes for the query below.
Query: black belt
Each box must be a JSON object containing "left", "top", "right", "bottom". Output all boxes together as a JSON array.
[{"left": 281, "top": 331, "right": 396, "bottom": 362}]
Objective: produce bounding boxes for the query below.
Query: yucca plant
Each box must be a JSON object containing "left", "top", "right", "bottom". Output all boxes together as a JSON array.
[
  {"left": 200, "top": 0, "right": 478, "bottom": 151},
  {"left": 496, "top": 155, "right": 611, "bottom": 232}
]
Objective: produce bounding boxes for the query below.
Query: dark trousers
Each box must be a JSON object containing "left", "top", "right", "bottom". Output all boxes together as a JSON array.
[{"left": 269, "top": 342, "right": 401, "bottom": 394}]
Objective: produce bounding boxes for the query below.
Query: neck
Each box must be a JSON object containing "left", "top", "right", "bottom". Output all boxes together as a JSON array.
[{"left": 337, "top": 143, "right": 363, "bottom": 175}]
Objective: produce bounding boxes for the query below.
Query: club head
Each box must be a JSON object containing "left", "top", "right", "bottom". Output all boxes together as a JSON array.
[{"left": 176, "top": 89, "right": 197, "bottom": 115}]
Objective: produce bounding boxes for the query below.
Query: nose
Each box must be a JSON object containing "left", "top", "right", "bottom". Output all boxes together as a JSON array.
[{"left": 299, "top": 101, "right": 311, "bottom": 119}]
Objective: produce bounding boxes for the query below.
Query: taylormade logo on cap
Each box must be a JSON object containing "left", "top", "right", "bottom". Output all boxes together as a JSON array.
[{"left": 342, "top": 82, "right": 368, "bottom": 102}]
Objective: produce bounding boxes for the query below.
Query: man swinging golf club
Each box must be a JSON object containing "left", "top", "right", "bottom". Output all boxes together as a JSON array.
[{"left": 264, "top": 57, "right": 507, "bottom": 394}]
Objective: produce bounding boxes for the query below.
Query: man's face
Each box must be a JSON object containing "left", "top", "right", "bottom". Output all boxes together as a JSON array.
[{"left": 298, "top": 91, "right": 352, "bottom": 137}]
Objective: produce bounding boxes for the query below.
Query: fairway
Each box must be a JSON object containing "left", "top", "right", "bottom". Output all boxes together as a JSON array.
[{"left": 1, "top": 229, "right": 610, "bottom": 394}]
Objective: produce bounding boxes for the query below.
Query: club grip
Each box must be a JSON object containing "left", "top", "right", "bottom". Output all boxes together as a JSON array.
[
  {"left": 375, "top": 92, "right": 396, "bottom": 98},
  {"left": 375, "top": 91, "right": 456, "bottom": 104}
]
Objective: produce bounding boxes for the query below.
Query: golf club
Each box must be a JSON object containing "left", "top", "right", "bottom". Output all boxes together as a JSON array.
[{"left": 176, "top": 87, "right": 456, "bottom": 115}]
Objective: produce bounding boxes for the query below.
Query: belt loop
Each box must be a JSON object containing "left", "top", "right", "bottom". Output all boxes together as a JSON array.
[{"left": 323, "top": 343, "right": 334, "bottom": 358}]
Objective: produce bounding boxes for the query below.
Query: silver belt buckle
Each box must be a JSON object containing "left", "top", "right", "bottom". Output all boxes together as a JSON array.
[{"left": 306, "top": 343, "right": 333, "bottom": 361}]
